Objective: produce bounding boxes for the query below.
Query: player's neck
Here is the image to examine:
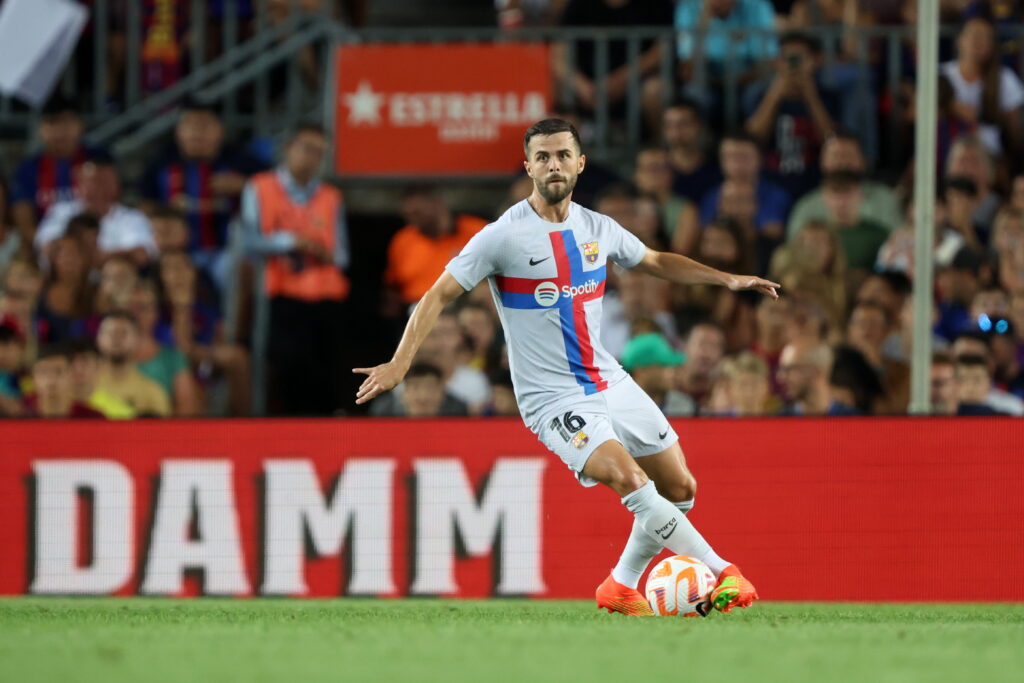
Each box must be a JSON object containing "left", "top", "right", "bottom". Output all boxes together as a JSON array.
[{"left": 527, "top": 192, "right": 572, "bottom": 223}]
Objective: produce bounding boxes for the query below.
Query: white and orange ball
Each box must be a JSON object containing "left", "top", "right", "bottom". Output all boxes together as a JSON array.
[{"left": 645, "top": 555, "right": 715, "bottom": 617}]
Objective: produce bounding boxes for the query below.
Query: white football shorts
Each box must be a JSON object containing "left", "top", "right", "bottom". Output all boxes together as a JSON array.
[{"left": 529, "top": 376, "right": 679, "bottom": 487}]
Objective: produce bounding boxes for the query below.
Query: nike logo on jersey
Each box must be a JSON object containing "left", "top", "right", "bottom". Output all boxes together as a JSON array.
[
  {"left": 658, "top": 429, "right": 669, "bottom": 439},
  {"left": 529, "top": 257, "right": 550, "bottom": 266}
]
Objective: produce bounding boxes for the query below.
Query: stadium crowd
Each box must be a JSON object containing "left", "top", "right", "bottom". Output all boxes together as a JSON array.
[{"left": 2, "top": 0, "right": 1024, "bottom": 418}]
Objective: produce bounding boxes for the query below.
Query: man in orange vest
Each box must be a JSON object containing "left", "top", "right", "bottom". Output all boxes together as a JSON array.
[
  {"left": 241, "top": 123, "right": 350, "bottom": 415},
  {"left": 385, "top": 186, "right": 487, "bottom": 310}
]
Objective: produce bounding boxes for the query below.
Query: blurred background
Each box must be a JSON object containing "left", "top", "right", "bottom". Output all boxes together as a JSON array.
[{"left": 0, "top": 0, "right": 1022, "bottom": 421}]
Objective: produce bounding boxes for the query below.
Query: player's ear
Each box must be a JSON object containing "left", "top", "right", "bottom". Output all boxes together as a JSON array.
[
  {"left": 523, "top": 159, "right": 533, "bottom": 177},
  {"left": 577, "top": 153, "right": 586, "bottom": 174}
]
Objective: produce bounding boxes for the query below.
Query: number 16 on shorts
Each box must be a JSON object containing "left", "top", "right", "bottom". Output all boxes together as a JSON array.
[{"left": 550, "top": 411, "right": 589, "bottom": 449}]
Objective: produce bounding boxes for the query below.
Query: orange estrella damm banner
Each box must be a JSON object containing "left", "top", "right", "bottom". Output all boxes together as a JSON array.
[{"left": 334, "top": 43, "right": 552, "bottom": 175}]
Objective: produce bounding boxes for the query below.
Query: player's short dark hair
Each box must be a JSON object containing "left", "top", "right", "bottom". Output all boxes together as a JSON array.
[
  {"left": 406, "top": 362, "right": 443, "bottom": 382},
  {"left": 523, "top": 118, "right": 582, "bottom": 156},
  {"left": 67, "top": 212, "right": 101, "bottom": 238}
]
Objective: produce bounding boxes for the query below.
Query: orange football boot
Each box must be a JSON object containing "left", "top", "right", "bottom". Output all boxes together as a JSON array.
[
  {"left": 595, "top": 575, "right": 654, "bottom": 616},
  {"left": 709, "top": 564, "right": 759, "bottom": 613}
]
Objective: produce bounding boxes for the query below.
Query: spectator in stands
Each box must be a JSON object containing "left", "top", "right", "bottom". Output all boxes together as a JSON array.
[
  {"left": 954, "top": 353, "right": 1005, "bottom": 415},
  {"left": 553, "top": 0, "right": 674, "bottom": 133},
  {"left": 978, "top": 316, "right": 1024, "bottom": 399},
  {"left": 744, "top": 31, "right": 840, "bottom": 198},
  {"left": 157, "top": 249, "right": 251, "bottom": 416},
  {"left": 944, "top": 174, "right": 991, "bottom": 250},
  {"left": 95, "top": 311, "right": 171, "bottom": 417},
  {"left": 242, "top": 123, "right": 350, "bottom": 416},
  {"left": 940, "top": 15, "right": 1024, "bottom": 157},
  {"left": 819, "top": 171, "right": 888, "bottom": 274},
  {"left": 94, "top": 256, "right": 139, "bottom": 320},
  {"left": 752, "top": 296, "right": 788, "bottom": 387},
  {"left": 992, "top": 207, "right": 1024, "bottom": 292},
  {"left": 787, "top": 132, "right": 901, "bottom": 241},
  {"left": 10, "top": 96, "right": 101, "bottom": 249},
  {"left": 370, "top": 362, "right": 468, "bottom": 418},
  {"left": 595, "top": 184, "right": 665, "bottom": 250},
  {"left": 675, "top": 0, "right": 778, "bottom": 97},
  {"left": 125, "top": 280, "right": 199, "bottom": 417},
  {"left": 846, "top": 301, "right": 910, "bottom": 413},
  {"left": 673, "top": 320, "right": 726, "bottom": 411},
  {"left": 856, "top": 271, "right": 913, "bottom": 358},
  {"left": 937, "top": 247, "right": 986, "bottom": 340},
  {"left": 64, "top": 212, "right": 103, "bottom": 276},
  {"left": 662, "top": 99, "right": 722, "bottom": 205},
  {"left": 684, "top": 218, "right": 758, "bottom": 351},
  {"left": 485, "top": 370, "right": 520, "bottom": 417},
  {"left": 0, "top": 259, "right": 44, "bottom": 357},
  {"left": 931, "top": 350, "right": 958, "bottom": 415},
  {"left": 23, "top": 344, "right": 104, "bottom": 418},
  {"left": 944, "top": 135, "right": 1000, "bottom": 239},
  {"left": 385, "top": 186, "right": 487, "bottom": 309},
  {"left": 622, "top": 332, "right": 695, "bottom": 416},
  {"left": 149, "top": 206, "right": 191, "bottom": 254},
  {"left": 633, "top": 147, "right": 700, "bottom": 254},
  {"left": 68, "top": 338, "right": 135, "bottom": 419},
  {"left": 142, "top": 99, "right": 265, "bottom": 288},
  {"left": 875, "top": 195, "right": 965, "bottom": 279},
  {"left": 36, "top": 234, "right": 95, "bottom": 343},
  {"left": 0, "top": 322, "right": 25, "bottom": 416},
  {"left": 35, "top": 156, "right": 157, "bottom": 265},
  {"left": 770, "top": 220, "right": 846, "bottom": 328},
  {"left": 700, "top": 132, "right": 790, "bottom": 246},
  {"left": 776, "top": 340, "right": 834, "bottom": 415},
  {"left": 413, "top": 308, "right": 490, "bottom": 414},
  {"left": 0, "top": 179, "right": 18, "bottom": 274},
  {"left": 708, "top": 351, "right": 773, "bottom": 416},
  {"left": 601, "top": 268, "right": 675, "bottom": 359},
  {"left": 457, "top": 301, "right": 500, "bottom": 373},
  {"left": 828, "top": 344, "right": 884, "bottom": 415},
  {"left": 1009, "top": 288, "right": 1024, "bottom": 353},
  {"left": 952, "top": 330, "right": 1024, "bottom": 415}
]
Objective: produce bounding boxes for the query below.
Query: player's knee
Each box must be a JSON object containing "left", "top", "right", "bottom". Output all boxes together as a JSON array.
[
  {"left": 609, "top": 465, "right": 649, "bottom": 497},
  {"left": 661, "top": 474, "right": 697, "bottom": 503}
]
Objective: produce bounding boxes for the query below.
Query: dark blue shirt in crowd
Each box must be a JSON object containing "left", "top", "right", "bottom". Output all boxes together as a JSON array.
[
  {"left": 699, "top": 177, "right": 791, "bottom": 230},
  {"left": 141, "top": 146, "right": 265, "bottom": 253},
  {"left": 10, "top": 145, "right": 103, "bottom": 219},
  {"left": 672, "top": 162, "right": 723, "bottom": 204},
  {"left": 936, "top": 301, "right": 972, "bottom": 342}
]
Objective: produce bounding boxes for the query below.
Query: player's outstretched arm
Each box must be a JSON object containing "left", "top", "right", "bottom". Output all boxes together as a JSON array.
[
  {"left": 353, "top": 271, "right": 467, "bottom": 404},
  {"left": 632, "top": 248, "right": 780, "bottom": 300}
]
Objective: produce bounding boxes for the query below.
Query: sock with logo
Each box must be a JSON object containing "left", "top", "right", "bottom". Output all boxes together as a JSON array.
[
  {"left": 610, "top": 498, "right": 694, "bottom": 589},
  {"left": 619, "top": 481, "right": 729, "bottom": 583}
]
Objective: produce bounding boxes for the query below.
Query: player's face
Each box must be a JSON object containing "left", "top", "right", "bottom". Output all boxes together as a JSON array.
[{"left": 524, "top": 132, "right": 585, "bottom": 205}]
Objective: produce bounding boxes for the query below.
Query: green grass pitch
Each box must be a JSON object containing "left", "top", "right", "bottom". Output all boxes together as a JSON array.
[{"left": 2, "top": 599, "right": 1022, "bottom": 683}]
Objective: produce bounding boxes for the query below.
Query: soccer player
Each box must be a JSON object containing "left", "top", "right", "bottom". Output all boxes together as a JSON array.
[{"left": 354, "top": 119, "right": 778, "bottom": 616}]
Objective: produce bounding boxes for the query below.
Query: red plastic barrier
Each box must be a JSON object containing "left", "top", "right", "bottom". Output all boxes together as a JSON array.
[{"left": 1, "top": 418, "right": 1022, "bottom": 601}]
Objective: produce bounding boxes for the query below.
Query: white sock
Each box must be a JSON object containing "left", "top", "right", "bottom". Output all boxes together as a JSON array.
[
  {"left": 619, "top": 481, "right": 730, "bottom": 584},
  {"left": 610, "top": 498, "right": 694, "bottom": 589}
]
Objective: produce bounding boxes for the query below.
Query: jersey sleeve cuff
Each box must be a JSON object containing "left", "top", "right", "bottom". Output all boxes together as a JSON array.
[{"left": 444, "top": 265, "right": 475, "bottom": 292}]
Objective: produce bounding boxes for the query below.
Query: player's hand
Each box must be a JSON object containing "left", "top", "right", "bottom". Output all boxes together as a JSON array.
[
  {"left": 727, "top": 275, "right": 781, "bottom": 300},
  {"left": 352, "top": 361, "right": 407, "bottom": 404}
]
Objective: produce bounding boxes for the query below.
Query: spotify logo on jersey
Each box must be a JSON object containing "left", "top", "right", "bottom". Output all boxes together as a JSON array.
[{"left": 534, "top": 281, "right": 559, "bottom": 307}]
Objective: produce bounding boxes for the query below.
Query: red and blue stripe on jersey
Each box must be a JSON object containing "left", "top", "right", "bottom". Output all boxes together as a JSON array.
[{"left": 494, "top": 229, "right": 608, "bottom": 395}]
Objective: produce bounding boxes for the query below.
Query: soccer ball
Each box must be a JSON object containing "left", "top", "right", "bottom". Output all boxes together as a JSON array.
[{"left": 645, "top": 555, "right": 716, "bottom": 617}]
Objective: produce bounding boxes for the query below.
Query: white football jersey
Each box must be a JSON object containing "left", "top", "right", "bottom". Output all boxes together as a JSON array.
[{"left": 445, "top": 199, "right": 647, "bottom": 424}]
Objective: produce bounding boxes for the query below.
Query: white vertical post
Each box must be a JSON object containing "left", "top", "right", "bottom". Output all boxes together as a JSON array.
[{"left": 909, "top": 1, "right": 939, "bottom": 414}]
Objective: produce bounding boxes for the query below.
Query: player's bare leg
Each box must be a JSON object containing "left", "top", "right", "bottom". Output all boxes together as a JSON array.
[{"left": 612, "top": 442, "right": 759, "bottom": 613}]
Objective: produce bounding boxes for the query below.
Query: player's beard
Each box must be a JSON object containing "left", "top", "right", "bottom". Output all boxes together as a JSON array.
[{"left": 536, "top": 173, "right": 577, "bottom": 204}]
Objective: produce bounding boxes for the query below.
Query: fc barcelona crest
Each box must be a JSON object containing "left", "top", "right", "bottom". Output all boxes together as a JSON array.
[{"left": 582, "top": 241, "right": 599, "bottom": 264}]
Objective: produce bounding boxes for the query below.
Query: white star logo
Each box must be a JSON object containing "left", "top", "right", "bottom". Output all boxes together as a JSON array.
[{"left": 344, "top": 81, "right": 385, "bottom": 125}]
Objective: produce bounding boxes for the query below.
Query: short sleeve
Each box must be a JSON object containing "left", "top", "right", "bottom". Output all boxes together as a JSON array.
[
  {"left": 999, "top": 67, "right": 1024, "bottom": 111},
  {"left": 602, "top": 217, "right": 647, "bottom": 268},
  {"left": 445, "top": 226, "right": 499, "bottom": 291}
]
